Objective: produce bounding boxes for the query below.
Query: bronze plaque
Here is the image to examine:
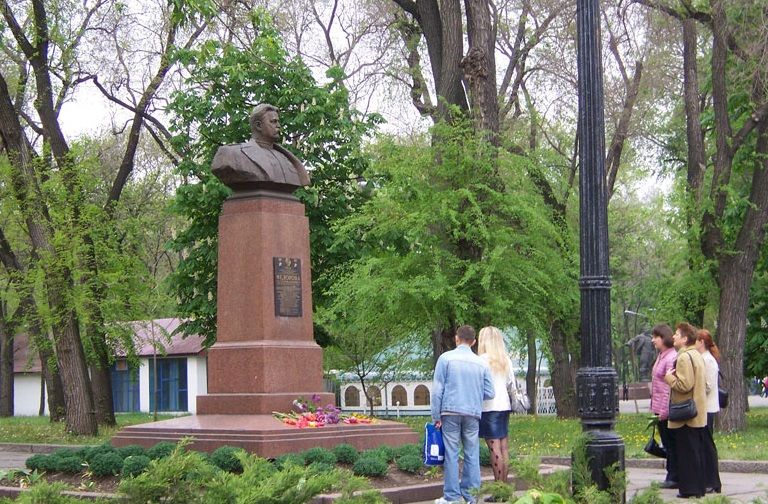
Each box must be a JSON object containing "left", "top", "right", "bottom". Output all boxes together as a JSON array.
[{"left": 273, "top": 257, "right": 302, "bottom": 317}]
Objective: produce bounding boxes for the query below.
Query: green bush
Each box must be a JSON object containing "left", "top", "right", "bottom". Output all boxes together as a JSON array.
[
  {"left": 84, "top": 444, "right": 118, "bottom": 464},
  {"left": 369, "top": 445, "right": 396, "bottom": 463},
  {"left": 117, "top": 445, "right": 147, "bottom": 459},
  {"left": 54, "top": 456, "right": 84, "bottom": 474},
  {"left": 332, "top": 444, "right": 359, "bottom": 464},
  {"left": 352, "top": 456, "right": 388, "bottom": 477},
  {"left": 90, "top": 452, "right": 124, "bottom": 477},
  {"left": 394, "top": 443, "right": 421, "bottom": 460},
  {"left": 302, "top": 447, "right": 337, "bottom": 466},
  {"left": 118, "top": 442, "right": 217, "bottom": 503},
  {"left": 51, "top": 448, "right": 82, "bottom": 459},
  {"left": 146, "top": 441, "right": 176, "bottom": 460},
  {"left": 210, "top": 446, "right": 244, "bottom": 473},
  {"left": 307, "top": 461, "right": 335, "bottom": 474},
  {"left": 25, "top": 454, "right": 54, "bottom": 472},
  {"left": 395, "top": 453, "right": 422, "bottom": 474},
  {"left": 273, "top": 452, "right": 305, "bottom": 470},
  {"left": 122, "top": 455, "right": 151, "bottom": 478},
  {"left": 13, "top": 482, "right": 83, "bottom": 504}
]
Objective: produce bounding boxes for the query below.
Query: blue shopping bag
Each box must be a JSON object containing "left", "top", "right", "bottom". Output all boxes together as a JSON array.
[{"left": 423, "top": 422, "right": 445, "bottom": 466}]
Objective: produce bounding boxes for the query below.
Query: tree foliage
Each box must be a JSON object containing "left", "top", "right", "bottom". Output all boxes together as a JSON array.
[
  {"left": 317, "top": 119, "right": 572, "bottom": 375},
  {"left": 167, "top": 11, "right": 379, "bottom": 346}
]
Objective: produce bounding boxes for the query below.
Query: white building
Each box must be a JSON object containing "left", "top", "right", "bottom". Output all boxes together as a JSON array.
[{"left": 12, "top": 319, "right": 207, "bottom": 415}]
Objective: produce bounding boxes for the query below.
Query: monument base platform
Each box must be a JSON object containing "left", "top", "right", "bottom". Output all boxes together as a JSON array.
[
  {"left": 111, "top": 414, "right": 419, "bottom": 458},
  {"left": 196, "top": 392, "right": 336, "bottom": 415}
]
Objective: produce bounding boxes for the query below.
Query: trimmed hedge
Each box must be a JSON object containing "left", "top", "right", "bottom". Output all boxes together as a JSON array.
[
  {"left": 332, "top": 443, "right": 359, "bottom": 465},
  {"left": 210, "top": 446, "right": 244, "bottom": 473},
  {"left": 302, "top": 447, "right": 337, "bottom": 466},
  {"left": 146, "top": 441, "right": 176, "bottom": 460},
  {"left": 122, "top": 455, "right": 151, "bottom": 478},
  {"left": 90, "top": 452, "right": 124, "bottom": 477},
  {"left": 352, "top": 456, "right": 388, "bottom": 477}
]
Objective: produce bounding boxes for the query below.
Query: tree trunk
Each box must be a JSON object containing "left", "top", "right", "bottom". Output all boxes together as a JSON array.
[
  {"left": 39, "top": 347, "right": 67, "bottom": 421},
  {"left": 525, "top": 329, "right": 537, "bottom": 414},
  {"left": 463, "top": 0, "right": 500, "bottom": 145},
  {"left": 549, "top": 322, "right": 578, "bottom": 418},
  {"left": 431, "top": 326, "right": 457, "bottom": 365},
  {"left": 0, "top": 315, "right": 13, "bottom": 417},
  {"left": 54, "top": 310, "right": 97, "bottom": 434},
  {"left": 89, "top": 359, "right": 115, "bottom": 426}
]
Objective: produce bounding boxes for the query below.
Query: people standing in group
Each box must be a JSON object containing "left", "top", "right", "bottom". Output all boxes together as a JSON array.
[
  {"left": 650, "top": 323, "right": 678, "bottom": 489},
  {"left": 696, "top": 329, "right": 721, "bottom": 433},
  {"left": 665, "top": 322, "right": 721, "bottom": 498},
  {"left": 477, "top": 326, "right": 515, "bottom": 485},
  {"left": 431, "top": 325, "right": 495, "bottom": 504}
]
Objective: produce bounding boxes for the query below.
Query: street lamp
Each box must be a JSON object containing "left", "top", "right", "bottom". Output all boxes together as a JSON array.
[{"left": 575, "top": 0, "right": 625, "bottom": 496}]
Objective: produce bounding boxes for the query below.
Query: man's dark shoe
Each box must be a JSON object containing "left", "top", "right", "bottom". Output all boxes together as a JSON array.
[
  {"left": 676, "top": 493, "right": 704, "bottom": 499},
  {"left": 659, "top": 481, "right": 678, "bottom": 489},
  {"left": 706, "top": 487, "right": 721, "bottom": 494}
]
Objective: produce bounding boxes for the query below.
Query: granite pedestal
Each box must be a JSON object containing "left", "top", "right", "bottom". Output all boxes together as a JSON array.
[{"left": 113, "top": 190, "right": 417, "bottom": 455}]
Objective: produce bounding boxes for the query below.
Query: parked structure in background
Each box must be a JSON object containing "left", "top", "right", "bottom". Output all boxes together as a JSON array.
[{"left": 13, "top": 319, "right": 207, "bottom": 416}]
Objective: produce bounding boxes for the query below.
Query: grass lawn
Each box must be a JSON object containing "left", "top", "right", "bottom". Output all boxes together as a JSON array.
[
  {"left": 398, "top": 407, "right": 768, "bottom": 461},
  {"left": 0, "top": 413, "right": 181, "bottom": 446}
]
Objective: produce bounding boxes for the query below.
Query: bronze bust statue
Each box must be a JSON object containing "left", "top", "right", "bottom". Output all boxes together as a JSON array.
[{"left": 211, "top": 104, "right": 311, "bottom": 192}]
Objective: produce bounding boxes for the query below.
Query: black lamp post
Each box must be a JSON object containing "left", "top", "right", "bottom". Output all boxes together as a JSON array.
[{"left": 575, "top": 0, "right": 625, "bottom": 495}]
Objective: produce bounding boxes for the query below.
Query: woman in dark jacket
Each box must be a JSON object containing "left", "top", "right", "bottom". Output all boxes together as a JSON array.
[{"left": 664, "top": 322, "right": 721, "bottom": 498}]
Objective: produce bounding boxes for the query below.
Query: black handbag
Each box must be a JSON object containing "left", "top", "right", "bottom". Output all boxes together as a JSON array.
[
  {"left": 668, "top": 398, "right": 697, "bottom": 421},
  {"left": 718, "top": 371, "right": 729, "bottom": 409},
  {"left": 643, "top": 423, "right": 667, "bottom": 458},
  {"left": 668, "top": 353, "right": 698, "bottom": 422}
]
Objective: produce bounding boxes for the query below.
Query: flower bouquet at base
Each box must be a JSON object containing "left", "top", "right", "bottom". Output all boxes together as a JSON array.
[{"left": 273, "top": 394, "right": 375, "bottom": 428}]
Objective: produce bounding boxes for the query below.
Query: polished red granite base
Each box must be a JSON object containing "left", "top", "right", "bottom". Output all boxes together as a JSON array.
[{"left": 111, "top": 414, "right": 419, "bottom": 458}]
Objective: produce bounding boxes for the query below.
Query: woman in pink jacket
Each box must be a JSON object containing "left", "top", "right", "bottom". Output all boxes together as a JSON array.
[{"left": 650, "top": 324, "right": 678, "bottom": 488}]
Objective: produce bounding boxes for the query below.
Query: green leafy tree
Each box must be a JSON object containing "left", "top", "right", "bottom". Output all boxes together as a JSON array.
[
  {"left": 317, "top": 120, "right": 570, "bottom": 388},
  {"left": 167, "top": 12, "right": 379, "bottom": 346}
]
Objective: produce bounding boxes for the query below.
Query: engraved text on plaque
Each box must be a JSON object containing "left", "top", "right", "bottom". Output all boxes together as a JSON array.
[{"left": 273, "top": 257, "right": 302, "bottom": 317}]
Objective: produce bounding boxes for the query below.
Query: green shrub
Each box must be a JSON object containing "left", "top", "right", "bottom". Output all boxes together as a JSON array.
[
  {"left": 479, "top": 444, "right": 491, "bottom": 466},
  {"left": 51, "top": 448, "right": 82, "bottom": 459},
  {"left": 394, "top": 443, "right": 421, "bottom": 460},
  {"left": 84, "top": 444, "right": 117, "bottom": 464},
  {"left": 146, "top": 441, "right": 176, "bottom": 460},
  {"left": 302, "top": 447, "right": 337, "bottom": 466},
  {"left": 25, "top": 454, "right": 53, "bottom": 472},
  {"left": 210, "top": 446, "right": 244, "bottom": 473},
  {"left": 122, "top": 455, "right": 151, "bottom": 478},
  {"left": 395, "top": 453, "right": 422, "bottom": 474},
  {"left": 118, "top": 442, "right": 217, "bottom": 503},
  {"left": 332, "top": 444, "right": 359, "bottom": 464},
  {"left": 369, "top": 445, "right": 396, "bottom": 463},
  {"left": 307, "top": 461, "right": 335, "bottom": 474},
  {"left": 352, "top": 456, "right": 388, "bottom": 477},
  {"left": 90, "top": 452, "right": 124, "bottom": 477},
  {"left": 273, "top": 452, "right": 305, "bottom": 470},
  {"left": 54, "top": 456, "right": 84, "bottom": 474},
  {"left": 13, "top": 482, "right": 82, "bottom": 504},
  {"left": 117, "top": 445, "right": 147, "bottom": 459}
]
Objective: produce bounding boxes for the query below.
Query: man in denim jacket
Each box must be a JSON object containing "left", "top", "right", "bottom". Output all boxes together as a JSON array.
[{"left": 432, "top": 325, "right": 495, "bottom": 504}]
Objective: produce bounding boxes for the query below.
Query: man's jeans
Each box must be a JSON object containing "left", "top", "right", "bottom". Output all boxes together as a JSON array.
[{"left": 441, "top": 415, "right": 481, "bottom": 503}]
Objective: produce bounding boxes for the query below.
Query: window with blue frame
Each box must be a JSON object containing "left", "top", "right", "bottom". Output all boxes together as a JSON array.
[
  {"left": 149, "top": 358, "right": 188, "bottom": 412},
  {"left": 111, "top": 361, "right": 140, "bottom": 412}
]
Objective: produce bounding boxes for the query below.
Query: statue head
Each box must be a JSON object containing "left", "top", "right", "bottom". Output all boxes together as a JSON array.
[{"left": 249, "top": 103, "right": 280, "bottom": 144}]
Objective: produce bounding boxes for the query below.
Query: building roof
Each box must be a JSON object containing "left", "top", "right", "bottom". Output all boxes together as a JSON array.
[
  {"left": 124, "top": 318, "right": 205, "bottom": 357},
  {"left": 13, "top": 318, "right": 205, "bottom": 374}
]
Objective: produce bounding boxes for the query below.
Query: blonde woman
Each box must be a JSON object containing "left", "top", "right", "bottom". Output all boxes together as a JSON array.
[{"left": 477, "top": 326, "right": 515, "bottom": 484}]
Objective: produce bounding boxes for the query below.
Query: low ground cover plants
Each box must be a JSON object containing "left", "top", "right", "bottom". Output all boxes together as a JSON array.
[{"left": 1, "top": 438, "right": 437, "bottom": 501}]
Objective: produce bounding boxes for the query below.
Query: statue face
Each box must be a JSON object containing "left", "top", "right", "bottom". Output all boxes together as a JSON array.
[{"left": 257, "top": 110, "right": 280, "bottom": 142}]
